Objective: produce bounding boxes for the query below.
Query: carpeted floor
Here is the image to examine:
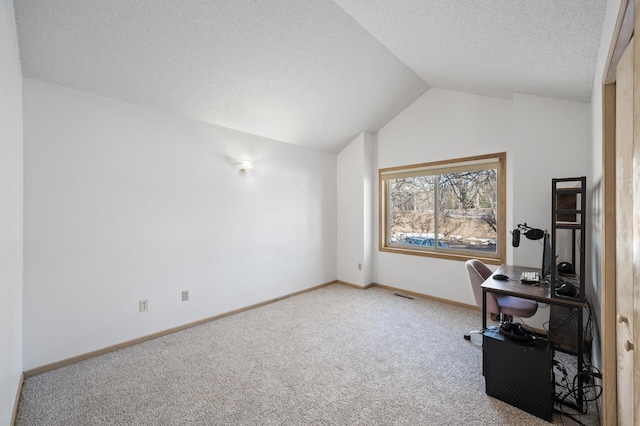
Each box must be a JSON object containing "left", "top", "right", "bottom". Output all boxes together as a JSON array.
[{"left": 16, "top": 284, "right": 600, "bottom": 425}]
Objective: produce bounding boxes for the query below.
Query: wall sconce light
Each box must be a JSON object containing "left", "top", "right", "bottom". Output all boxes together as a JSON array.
[{"left": 233, "top": 158, "right": 254, "bottom": 172}]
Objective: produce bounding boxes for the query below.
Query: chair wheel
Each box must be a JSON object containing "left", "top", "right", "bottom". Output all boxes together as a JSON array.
[{"left": 463, "top": 334, "right": 471, "bottom": 340}]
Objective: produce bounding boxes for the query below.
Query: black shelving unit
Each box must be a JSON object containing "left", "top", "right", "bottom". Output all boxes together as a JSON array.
[
  {"left": 550, "top": 176, "right": 586, "bottom": 302},
  {"left": 549, "top": 176, "right": 587, "bottom": 412}
]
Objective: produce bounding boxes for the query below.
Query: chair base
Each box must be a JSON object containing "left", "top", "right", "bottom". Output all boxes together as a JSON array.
[
  {"left": 464, "top": 330, "right": 483, "bottom": 340},
  {"left": 463, "top": 325, "right": 500, "bottom": 340},
  {"left": 464, "top": 312, "right": 509, "bottom": 340}
]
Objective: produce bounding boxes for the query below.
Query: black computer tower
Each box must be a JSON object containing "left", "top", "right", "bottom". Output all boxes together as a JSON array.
[{"left": 483, "top": 328, "right": 554, "bottom": 422}]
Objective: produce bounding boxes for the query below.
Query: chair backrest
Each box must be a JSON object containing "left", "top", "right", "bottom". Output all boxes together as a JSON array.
[{"left": 465, "top": 259, "right": 499, "bottom": 314}]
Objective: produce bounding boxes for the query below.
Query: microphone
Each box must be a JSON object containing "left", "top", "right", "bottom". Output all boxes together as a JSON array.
[
  {"left": 512, "top": 229, "right": 520, "bottom": 247},
  {"left": 525, "top": 228, "right": 544, "bottom": 240}
]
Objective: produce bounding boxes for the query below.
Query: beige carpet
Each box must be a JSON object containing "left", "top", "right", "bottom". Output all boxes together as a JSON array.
[{"left": 16, "top": 284, "right": 600, "bottom": 425}]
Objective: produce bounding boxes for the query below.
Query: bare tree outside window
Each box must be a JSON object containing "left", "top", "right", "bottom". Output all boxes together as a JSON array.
[{"left": 437, "top": 170, "right": 497, "bottom": 251}]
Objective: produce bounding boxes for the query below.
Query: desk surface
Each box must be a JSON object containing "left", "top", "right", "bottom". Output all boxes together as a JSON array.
[{"left": 481, "top": 264, "right": 585, "bottom": 308}]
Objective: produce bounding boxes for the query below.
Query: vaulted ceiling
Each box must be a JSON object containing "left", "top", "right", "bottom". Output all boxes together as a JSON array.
[{"left": 14, "top": 0, "right": 608, "bottom": 153}]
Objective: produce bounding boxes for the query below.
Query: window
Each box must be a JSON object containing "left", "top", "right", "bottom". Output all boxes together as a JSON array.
[{"left": 379, "top": 152, "right": 506, "bottom": 264}]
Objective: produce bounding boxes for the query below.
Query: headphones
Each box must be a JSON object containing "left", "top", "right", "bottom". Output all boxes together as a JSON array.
[
  {"left": 558, "top": 262, "right": 575, "bottom": 274},
  {"left": 555, "top": 281, "right": 578, "bottom": 297},
  {"left": 499, "top": 320, "right": 535, "bottom": 342}
]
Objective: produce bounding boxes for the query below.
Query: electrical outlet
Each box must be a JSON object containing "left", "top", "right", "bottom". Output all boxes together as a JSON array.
[
  {"left": 139, "top": 299, "right": 148, "bottom": 312},
  {"left": 182, "top": 290, "right": 189, "bottom": 301},
  {"left": 358, "top": 263, "right": 363, "bottom": 270}
]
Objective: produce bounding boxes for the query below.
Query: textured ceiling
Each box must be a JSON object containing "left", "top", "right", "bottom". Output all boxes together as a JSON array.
[
  {"left": 333, "top": 0, "right": 609, "bottom": 102},
  {"left": 14, "top": 0, "right": 607, "bottom": 153}
]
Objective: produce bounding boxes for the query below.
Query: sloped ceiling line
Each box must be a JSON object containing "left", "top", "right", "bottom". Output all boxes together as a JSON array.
[{"left": 15, "top": 0, "right": 608, "bottom": 152}]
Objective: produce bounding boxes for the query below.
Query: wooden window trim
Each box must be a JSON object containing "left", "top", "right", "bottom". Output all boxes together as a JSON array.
[{"left": 379, "top": 152, "right": 506, "bottom": 265}]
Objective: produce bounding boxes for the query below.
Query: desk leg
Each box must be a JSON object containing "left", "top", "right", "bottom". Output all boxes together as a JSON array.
[
  {"left": 481, "top": 289, "right": 488, "bottom": 377},
  {"left": 577, "top": 307, "right": 584, "bottom": 412},
  {"left": 482, "top": 289, "right": 487, "bottom": 331}
]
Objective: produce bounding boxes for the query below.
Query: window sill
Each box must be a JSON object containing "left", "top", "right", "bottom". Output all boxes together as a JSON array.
[{"left": 379, "top": 246, "right": 504, "bottom": 265}]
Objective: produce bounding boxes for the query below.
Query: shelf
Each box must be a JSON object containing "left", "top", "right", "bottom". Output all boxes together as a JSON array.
[
  {"left": 555, "top": 223, "right": 582, "bottom": 229},
  {"left": 556, "top": 209, "right": 582, "bottom": 214},
  {"left": 555, "top": 187, "right": 582, "bottom": 194}
]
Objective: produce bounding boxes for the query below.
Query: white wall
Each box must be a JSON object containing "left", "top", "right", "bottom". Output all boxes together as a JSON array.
[
  {"left": 337, "top": 132, "right": 373, "bottom": 286},
  {"left": 0, "top": 0, "right": 23, "bottom": 424},
  {"left": 22, "top": 79, "right": 337, "bottom": 370},
  {"left": 373, "top": 88, "right": 591, "bottom": 329},
  {"left": 375, "top": 89, "right": 512, "bottom": 303},
  {"left": 363, "top": 134, "right": 374, "bottom": 286},
  {"left": 512, "top": 94, "right": 592, "bottom": 269}
]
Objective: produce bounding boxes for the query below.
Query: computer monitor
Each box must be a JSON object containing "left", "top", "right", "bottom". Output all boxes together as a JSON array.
[{"left": 541, "top": 231, "right": 552, "bottom": 279}]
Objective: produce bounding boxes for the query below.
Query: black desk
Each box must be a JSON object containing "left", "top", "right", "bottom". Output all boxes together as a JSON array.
[{"left": 481, "top": 264, "right": 587, "bottom": 411}]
